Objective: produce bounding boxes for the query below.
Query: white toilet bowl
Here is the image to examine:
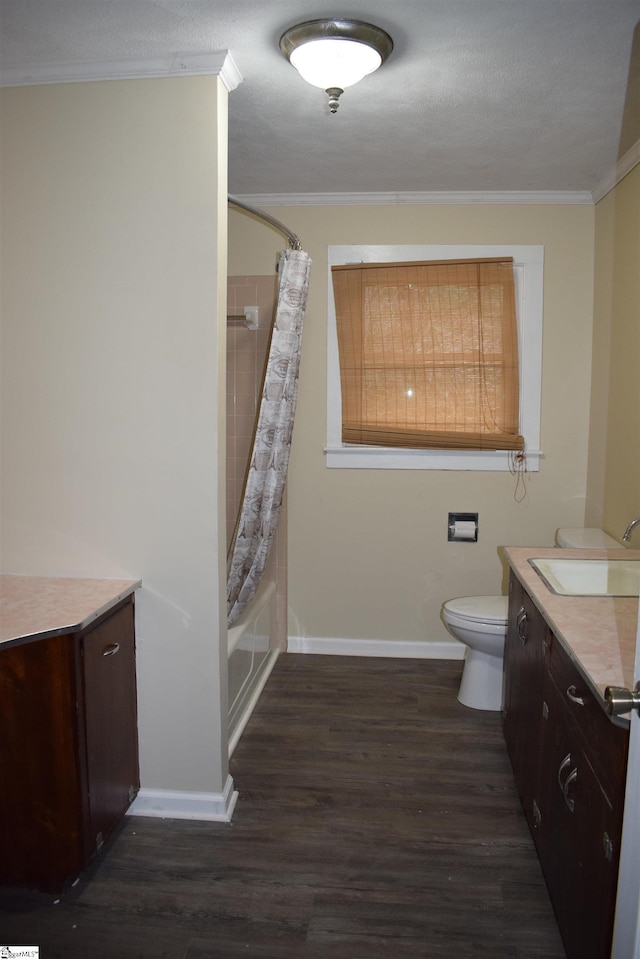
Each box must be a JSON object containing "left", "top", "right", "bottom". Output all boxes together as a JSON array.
[
  {"left": 443, "top": 596, "right": 508, "bottom": 711},
  {"left": 442, "top": 527, "right": 621, "bottom": 712}
]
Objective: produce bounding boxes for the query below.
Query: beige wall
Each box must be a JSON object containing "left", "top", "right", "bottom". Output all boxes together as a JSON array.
[
  {"left": 1, "top": 77, "right": 230, "bottom": 797},
  {"left": 229, "top": 202, "right": 596, "bottom": 645},
  {"left": 589, "top": 165, "right": 640, "bottom": 540}
]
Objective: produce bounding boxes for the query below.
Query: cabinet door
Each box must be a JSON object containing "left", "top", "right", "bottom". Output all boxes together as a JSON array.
[
  {"left": 82, "top": 599, "right": 140, "bottom": 858},
  {"left": 548, "top": 635, "right": 628, "bottom": 805},
  {"left": 0, "top": 634, "right": 85, "bottom": 887},
  {"left": 503, "top": 573, "right": 549, "bottom": 830},
  {"left": 538, "top": 674, "right": 621, "bottom": 959}
]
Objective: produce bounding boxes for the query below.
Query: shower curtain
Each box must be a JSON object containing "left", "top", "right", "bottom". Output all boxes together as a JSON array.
[{"left": 227, "top": 248, "right": 312, "bottom": 627}]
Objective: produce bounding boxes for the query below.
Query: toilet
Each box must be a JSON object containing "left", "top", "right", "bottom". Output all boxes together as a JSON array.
[{"left": 442, "top": 527, "right": 620, "bottom": 711}]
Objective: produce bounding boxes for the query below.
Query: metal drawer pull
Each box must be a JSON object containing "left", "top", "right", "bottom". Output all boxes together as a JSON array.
[
  {"left": 102, "top": 642, "right": 120, "bottom": 657},
  {"left": 533, "top": 799, "right": 542, "bottom": 829},
  {"left": 562, "top": 768, "right": 577, "bottom": 812},
  {"left": 557, "top": 752, "right": 572, "bottom": 789},
  {"left": 516, "top": 606, "right": 528, "bottom": 645},
  {"left": 566, "top": 685, "right": 585, "bottom": 706}
]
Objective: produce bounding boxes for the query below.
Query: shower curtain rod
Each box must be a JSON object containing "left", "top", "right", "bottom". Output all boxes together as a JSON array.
[{"left": 228, "top": 194, "right": 302, "bottom": 251}]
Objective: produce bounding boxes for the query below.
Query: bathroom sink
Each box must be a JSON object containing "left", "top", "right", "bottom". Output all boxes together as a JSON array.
[{"left": 529, "top": 558, "right": 640, "bottom": 597}]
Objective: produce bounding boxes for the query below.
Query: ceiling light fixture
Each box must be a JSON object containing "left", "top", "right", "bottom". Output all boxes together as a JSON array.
[{"left": 279, "top": 18, "right": 393, "bottom": 114}]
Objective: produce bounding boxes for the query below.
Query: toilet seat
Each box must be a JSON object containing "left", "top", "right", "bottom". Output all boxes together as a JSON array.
[{"left": 444, "top": 595, "right": 508, "bottom": 626}]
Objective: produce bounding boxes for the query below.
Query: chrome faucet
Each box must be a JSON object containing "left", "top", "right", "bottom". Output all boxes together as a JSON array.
[{"left": 622, "top": 517, "right": 640, "bottom": 543}]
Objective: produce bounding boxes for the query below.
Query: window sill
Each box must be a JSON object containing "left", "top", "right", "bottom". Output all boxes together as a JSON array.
[{"left": 324, "top": 445, "right": 542, "bottom": 471}]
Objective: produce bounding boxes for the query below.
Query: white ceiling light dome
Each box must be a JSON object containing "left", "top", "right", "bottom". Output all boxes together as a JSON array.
[
  {"left": 279, "top": 18, "right": 394, "bottom": 113},
  {"left": 290, "top": 38, "right": 382, "bottom": 90}
]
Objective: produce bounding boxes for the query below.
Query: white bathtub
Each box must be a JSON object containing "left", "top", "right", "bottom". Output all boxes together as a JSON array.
[{"left": 227, "top": 578, "right": 280, "bottom": 757}]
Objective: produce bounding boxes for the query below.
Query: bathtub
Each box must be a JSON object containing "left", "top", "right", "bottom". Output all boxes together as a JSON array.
[{"left": 227, "top": 577, "right": 280, "bottom": 757}]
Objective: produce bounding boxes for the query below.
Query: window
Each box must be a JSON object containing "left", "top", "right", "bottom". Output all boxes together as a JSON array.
[
  {"left": 326, "top": 245, "right": 543, "bottom": 471},
  {"left": 332, "top": 257, "right": 524, "bottom": 452}
]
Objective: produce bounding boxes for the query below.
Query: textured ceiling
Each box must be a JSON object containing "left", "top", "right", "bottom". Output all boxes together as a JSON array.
[{"left": 1, "top": 0, "right": 640, "bottom": 196}]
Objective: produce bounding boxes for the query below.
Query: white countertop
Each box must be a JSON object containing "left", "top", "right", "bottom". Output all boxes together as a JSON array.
[{"left": 0, "top": 574, "right": 141, "bottom": 647}]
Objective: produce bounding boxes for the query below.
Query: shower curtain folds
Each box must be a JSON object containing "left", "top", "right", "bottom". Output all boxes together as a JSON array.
[{"left": 227, "top": 248, "right": 312, "bottom": 627}]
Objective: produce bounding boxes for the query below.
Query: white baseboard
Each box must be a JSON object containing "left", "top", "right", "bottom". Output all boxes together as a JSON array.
[
  {"left": 287, "top": 636, "right": 465, "bottom": 659},
  {"left": 127, "top": 775, "right": 238, "bottom": 822}
]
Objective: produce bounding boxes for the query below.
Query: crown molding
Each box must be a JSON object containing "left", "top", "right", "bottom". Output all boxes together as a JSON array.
[
  {"left": 0, "top": 50, "right": 242, "bottom": 91},
  {"left": 3, "top": 48, "right": 635, "bottom": 204},
  {"left": 229, "top": 190, "right": 594, "bottom": 207},
  {"left": 592, "top": 139, "right": 640, "bottom": 203},
  {"left": 231, "top": 140, "right": 640, "bottom": 208}
]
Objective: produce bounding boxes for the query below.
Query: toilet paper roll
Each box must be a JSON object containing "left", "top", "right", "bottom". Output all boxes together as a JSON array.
[{"left": 453, "top": 520, "right": 476, "bottom": 540}]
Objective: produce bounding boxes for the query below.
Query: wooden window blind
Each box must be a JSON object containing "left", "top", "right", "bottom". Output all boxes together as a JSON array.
[{"left": 331, "top": 258, "right": 524, "bottom": 451}]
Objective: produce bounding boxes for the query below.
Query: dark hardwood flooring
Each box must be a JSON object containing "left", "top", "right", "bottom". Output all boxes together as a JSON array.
[{"left": 0, "top": 656, "right": 566, "bottom": 958}]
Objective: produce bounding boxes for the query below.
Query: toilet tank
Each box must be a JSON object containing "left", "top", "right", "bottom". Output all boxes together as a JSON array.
[{"left": 556, "top": 527, "right": 620, "bottom": 548}]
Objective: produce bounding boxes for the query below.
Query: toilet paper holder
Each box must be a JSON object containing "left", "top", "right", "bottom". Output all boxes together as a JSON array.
[{"left": 448, "top": 512, "right": 479, "bottom": 543}]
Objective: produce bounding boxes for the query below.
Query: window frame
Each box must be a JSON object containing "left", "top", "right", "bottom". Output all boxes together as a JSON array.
[{"left": 326, "top": 244, "right": 544, "bottom": 471}]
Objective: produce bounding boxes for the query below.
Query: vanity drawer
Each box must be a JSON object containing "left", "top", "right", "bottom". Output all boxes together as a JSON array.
[{"left": 548, "top": 636, "right": 628, "bottom": 801}]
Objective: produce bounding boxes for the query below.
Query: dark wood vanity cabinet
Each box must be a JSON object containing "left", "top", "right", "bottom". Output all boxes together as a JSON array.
[
  {"left": 503, "top": 574, "right": 550, "bottom": 831},
  {"left": 504, "top": 572, "right": 629, "bottom": 959},
  {"left": 0, "top": 597, "right": 139, "bottom": 890},
  {"left": 83, "top": 599, "right": 140, "bottom": 855}
]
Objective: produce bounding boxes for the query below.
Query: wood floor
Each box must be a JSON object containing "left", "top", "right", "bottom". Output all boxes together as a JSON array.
[{"left": 0, "top": 656, "right": 566, "bottom": 958}]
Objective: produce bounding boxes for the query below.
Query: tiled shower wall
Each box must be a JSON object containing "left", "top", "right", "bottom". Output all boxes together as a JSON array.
[{"left": 226, "top": 274, "right": 287, "bottom": 648}]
